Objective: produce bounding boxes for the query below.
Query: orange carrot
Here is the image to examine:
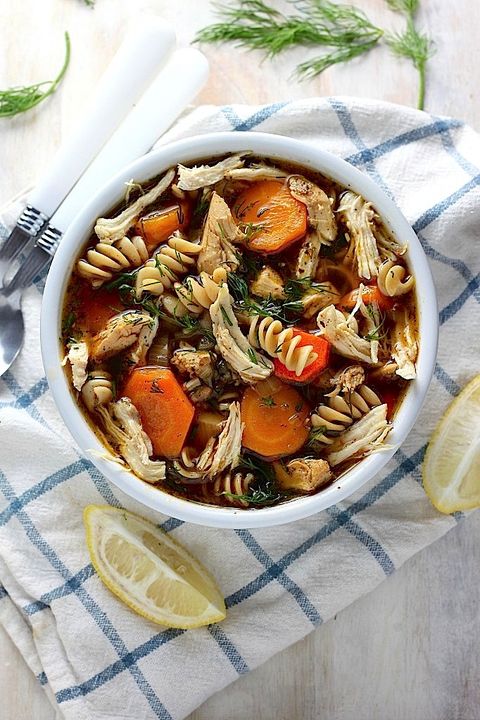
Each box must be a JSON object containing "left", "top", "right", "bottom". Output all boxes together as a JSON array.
[
  {"left": 339, "top": 283, "right": 394, "bottom": 311},
  {"left": 240, "top": 377, "right": 310, "bottom": 459},
  {"left": 74, "top": 282, "right": 122, "bottom": 335},
  {"left": 232, "top": 180, "right": 307, "bottom": 254},
  {"left": 122, "top": 368, "right": 194, "bottom": 458},
  {"left": 135, "top": 201, "right": 191, "bottom": 250},
  {"left": 273, "top": 329, "right": 331, "bottom": 384}
]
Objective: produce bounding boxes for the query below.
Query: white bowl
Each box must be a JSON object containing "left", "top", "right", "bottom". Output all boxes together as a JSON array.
[{"left": 41, "top": 132, "right": 438, "bottom": 529}]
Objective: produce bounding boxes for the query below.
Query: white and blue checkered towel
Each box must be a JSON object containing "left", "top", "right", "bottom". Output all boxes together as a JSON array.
[{"left": 1, "top": 98, "right": 479, "bottom": 720}]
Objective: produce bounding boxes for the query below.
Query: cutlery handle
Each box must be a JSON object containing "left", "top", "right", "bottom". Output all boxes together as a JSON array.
[
  {"left": 49, "top": 47, "right": 209, "bottom": 234},
  {"left": 28, "top": 18, "right": 176, "bottom": 218}
]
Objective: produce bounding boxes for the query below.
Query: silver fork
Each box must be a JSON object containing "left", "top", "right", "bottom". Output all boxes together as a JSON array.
[{"left": 0, "top": 47, "right": 209, "bottom": 377}]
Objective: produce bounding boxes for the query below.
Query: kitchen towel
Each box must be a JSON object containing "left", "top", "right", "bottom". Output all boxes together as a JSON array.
[{"left": 0, "top": 97, "right": 479, "bottom": 720}]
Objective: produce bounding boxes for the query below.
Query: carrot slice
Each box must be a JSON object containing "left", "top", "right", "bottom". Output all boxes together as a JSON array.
[
  {"left": 232, "top": 180, "right": 307, "bottom": 254},
  {"left": 136, "top": 201, "right": 191, "bottom": 251},
  {"left": 241, "top": 377, "right": 310, "bottom": 459},
  {"left": 273, "top": 329, "right": 331, "bottom": 384},
  {"left": 73, "top": 282, "right": 122, "bottom": 335},
  {"left": 122, "top": 368, "right": 194, "bottom": 458},
  {"left": 339, "top": 283, "right": 394, "bottom": 311}
]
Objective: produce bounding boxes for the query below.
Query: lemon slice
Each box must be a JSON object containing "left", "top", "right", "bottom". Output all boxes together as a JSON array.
[
  {"left": 84, "top": 505, "right": 226, "bottom": 628},
  {"left": 423, "top": 374, "right": 480, "bottom": 513}
]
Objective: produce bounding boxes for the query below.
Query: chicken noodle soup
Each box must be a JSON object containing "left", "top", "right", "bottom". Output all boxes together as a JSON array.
[{"left": 62, "top": 154, "right": 418, "bottom": 508}]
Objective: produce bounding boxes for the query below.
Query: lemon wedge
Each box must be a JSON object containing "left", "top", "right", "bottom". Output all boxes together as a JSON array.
[
  {"left": 84, "top": 505, "right": 226, "bottom": 628},
  {"left": 423, "top": 374, "right": 480, "bottom": 514}
]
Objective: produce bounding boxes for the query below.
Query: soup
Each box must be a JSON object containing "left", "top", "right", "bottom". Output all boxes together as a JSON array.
[{"left": 62, "top": 153, "right": 418, "bottom": 509}]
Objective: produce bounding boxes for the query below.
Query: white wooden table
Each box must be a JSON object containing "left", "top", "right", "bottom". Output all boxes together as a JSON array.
[{"left": 1, "top": 1, "right": 480, "bottom": 718}]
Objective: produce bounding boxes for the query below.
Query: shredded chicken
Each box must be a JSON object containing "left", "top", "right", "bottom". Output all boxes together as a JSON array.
[
  {"left": 91, "top": 311, "right": 154, "bottom": 362},
  {"left": 316, "top": 304, "right": 376, "bottom": 364},
  {"left": 197, "top": 192, "right": 241, "bottom": 274},
  {"left": 374, "top": 224, "right": 407, "bottom": 261},
  {"left": 301, "top": 281, "right": 339, "bottom": 319},
  {"left": 62, "top": 341, "right": 89, "bottom": 391},
  {"left": 287, "top": 175, "right": 337, "bottom": 278},
  {"left": 177, "top": 154, "right": 246, "bottom": 191},
  {"left": 171, "top": 349, "right": 214, "bottom": 386},
  {"left": 94, "top": 169, "right": 175, "bottom": 244},
  {"left": 125, "top": 317, "right": 159, "bottom": 368},
  {"left": 196, "top": 402, "right": 243, "bottom": 479},
  {"left": 337, "top": 191, "right": 381, "bottom": 280},
  {"left": 329, "top": 365, "right": 365, "bottom": 394},
  {"left": 210, "top": 285, "right": 273, "bottom": 384},
  {"left": 274, "top": 458, "right": 332, "bottom": 493},
  {"left": 250, "top": 265, "right": 285, "bottom": 299},
  {"left": 107, "top": 398, "right": 166, "bottom": 483},
  {"left": 391, "top": 308, "right": 417, "bottom": 379},
  {"left": 326, "top": 404, "right": 391, "bottom": 467},
  {"left": 225, "top": 163, "right": 288, "bottom": 182}
]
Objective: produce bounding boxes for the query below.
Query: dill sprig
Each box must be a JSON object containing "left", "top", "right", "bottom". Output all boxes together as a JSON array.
[
  {"left": 227, "top": 271, "right": 304, "bottom": 324},
  {"left": 223, "top": 453, "right": 283, "bottom": 506},
  {"left": 196, "top": 0, "right": 383, "bottom": 80},
  {"left": 385, "top": 0, "right": 433, "bottom": 110},
  {"left": 0, "top": 32, "right": 71, "bottom": 118}
]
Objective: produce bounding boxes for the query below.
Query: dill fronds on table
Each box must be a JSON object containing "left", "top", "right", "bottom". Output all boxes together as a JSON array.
[
  {"left": 0, "top": 32, "right": 71, "bottom": 118},
  {"left": 196, "top": 0, "right": 433, "bottom": 109}
]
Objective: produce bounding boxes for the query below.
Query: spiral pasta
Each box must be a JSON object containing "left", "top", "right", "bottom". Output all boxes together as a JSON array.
[
  {"left": 310, "top": 383, "right": 382, "bottom": 445},
  {"left": 203, "top": 470, "right": 254, "bottom": 507},
  {"left": 248, "top": 316, "right": 317, "bottom": 377},
  {"left": 377, "top": 260, "right": 415, "bottom": 297},
  {"left": 174, "top": 267, "right": 227, "bottom": 315},
  {"left": 81, "top": 371, "right": 114, "bottom": 413},
  {"left": 77, "top": 236, "right": 149, "bottom": 288},
  {"left": 135, "top": 235, "right": 202, "bottom": 299}
]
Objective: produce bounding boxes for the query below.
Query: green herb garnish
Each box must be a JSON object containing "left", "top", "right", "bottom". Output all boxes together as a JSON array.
[
  {"left": 0, "top": 32, "right": 71, "bottom": 118},
  {"left": 385, "top": 0, "right": 433, "bottom": 110},
  {"left": 223, "top": 453, "right": 283, "bottom": 506},
  {"left": 260, "top": 394, "right": 276, "bottom": 407},
  {"left": 196, "top": 1, "right": 382, "bottom": 80}
]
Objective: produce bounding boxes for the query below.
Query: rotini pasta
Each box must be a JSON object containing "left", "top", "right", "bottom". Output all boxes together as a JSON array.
[
  {"left": 135, "top": 234, "right": 202, "bottom": 299},
  {"left": 204, "top": 470, "right": 254, "bottom": 507},
  {"left": 77, "top": 235, "right": 149, "bottom": 288},
  {"left": 174, "top": 267, "right": 227, "bottom": 315},
  {"left": 248, "top": 316, "right": 318, "bottom": 377},
  {"left": 377, "top": 260, "right": 415, "bottom": 297},
  {"left": 81, "top": 371, "right": 114, "bottom": 415},
  {"left": 311, "top": 383, "right": 382, "bottom": 445}
]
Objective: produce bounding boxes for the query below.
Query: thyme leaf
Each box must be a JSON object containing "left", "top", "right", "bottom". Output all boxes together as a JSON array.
[{"left": 0, "top": 32, "right": 71, "bottom": 118}]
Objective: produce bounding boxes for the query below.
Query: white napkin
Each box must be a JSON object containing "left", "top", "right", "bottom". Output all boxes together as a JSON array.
[{"left": 1, "top": 97, "right": 479, "bottom": 720}]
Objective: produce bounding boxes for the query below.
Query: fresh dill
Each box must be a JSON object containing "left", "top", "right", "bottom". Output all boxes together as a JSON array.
[
  {"left": 0, "top": 32, "right": 71, "bottom": 118},
  {"left": 62, "top": 310, "right": 76, "bottom": 335},
  {"left": 284, "top": 277, "right": 331, "bottom": 301},
  {"left": 223, "top": 453, "right": 283, "bottom": 506},
  {"left": 227, "top": 271, "right": 304, "bottom": 325},
  {"left": 220, "top": 305, "right": 234, "bottom": 327},
  {"left": 196, "top": 1, "right": 383, "bottom": 80},
  {"left": 385, "top": 0, "right": 433, "bottom": 110},
  {"left": 307, "top": 425, "right": 328, "bottom": 447},
  {"left": 197, "top": 0, "right": 432, "bottom": 109}
]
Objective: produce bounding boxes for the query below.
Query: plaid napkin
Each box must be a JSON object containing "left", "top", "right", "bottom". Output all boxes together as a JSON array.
[{"left": 1, "top": 97, "right": 479, "bottom": 720}]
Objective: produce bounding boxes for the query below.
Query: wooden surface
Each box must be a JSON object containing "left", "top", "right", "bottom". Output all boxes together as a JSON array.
[{"left": 1, "top": 1, "right": 479, "bottom": 718}]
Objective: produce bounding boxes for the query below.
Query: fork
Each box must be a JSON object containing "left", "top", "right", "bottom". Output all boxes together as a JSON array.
[{"left": 0, "top": 47, "right": 209, "bottom": 377}]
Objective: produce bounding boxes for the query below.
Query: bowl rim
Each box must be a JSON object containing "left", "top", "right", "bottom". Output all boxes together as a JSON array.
[{"left": 40, "top": 131, "right": 438, "bottom": 529}]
